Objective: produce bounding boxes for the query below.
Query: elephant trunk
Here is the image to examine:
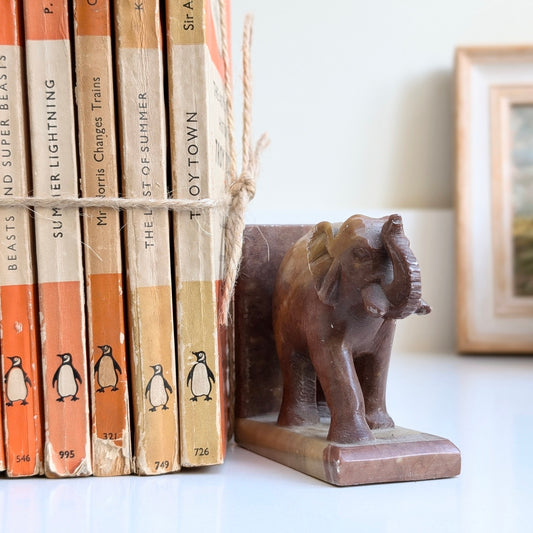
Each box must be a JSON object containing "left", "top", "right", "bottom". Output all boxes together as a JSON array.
[{"left": 380, "top": 215, "right": 422, "bottom": 319}]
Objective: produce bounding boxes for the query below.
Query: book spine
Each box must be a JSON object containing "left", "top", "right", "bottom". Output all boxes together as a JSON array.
[
  {"left": 115, "top": 0, "right": 180, "bottom": 475},
  {"left": 23, "top": 0, "right": 91, "bottom": 477},
  {"left": 73, "top": 0, "right": 132, "bottom": 477},
  {"left": 0, "top": 393, "right": 5, "bottom": 471},
  {"left": 167, "top": 0, "right": 230, "bottom": 466},
  {"left": 0, "top": 0, "right": 44, "bottom": 478}
]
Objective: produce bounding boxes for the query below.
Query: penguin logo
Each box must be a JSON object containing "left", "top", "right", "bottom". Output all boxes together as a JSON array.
[
  {"left": 187, "top": 351, "right": 215, "bottom": 402},
  {"left": 94, "top": 345, "right": 121, "bottom": 393},
  {"left": 4, "top": 356, "right": 31, "bottom": 406},
  {"left": 145, "top": 364, "right": 172, "bottom": 412},
  {"left": 52, "top": 353, "right": 82, "bottom": 402}
]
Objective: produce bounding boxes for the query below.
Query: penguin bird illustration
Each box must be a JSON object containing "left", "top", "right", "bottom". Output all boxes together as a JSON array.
[
  {"left": 187, "top": 351, "right": 215, "bottom": 402},
  {"left": 52, "top": 353, "right": 82, "bottom": 402},
  {"left": 4, "top": 356, "right": 31, "bottom": 406},
  {"left": 94, "top": 344, "right": 121, "bottom": 392},
  {"left": 145, "top": 364, "right": 172, "bottom": 412}
]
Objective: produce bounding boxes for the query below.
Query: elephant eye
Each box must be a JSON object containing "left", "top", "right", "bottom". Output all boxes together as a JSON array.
[{"left": 352, "top": 247, "right": 371, "bottom": 262}]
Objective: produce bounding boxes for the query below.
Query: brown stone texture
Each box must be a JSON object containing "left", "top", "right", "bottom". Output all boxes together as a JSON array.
[
  {"left": 234, "top": 225, "right": 311, "bottom": 419},
  {"left": 234, "top": 224, "right": 461, "bottom": 486},
  {"left": 237, "top": 417, "right": 461, "bottom": 486}
]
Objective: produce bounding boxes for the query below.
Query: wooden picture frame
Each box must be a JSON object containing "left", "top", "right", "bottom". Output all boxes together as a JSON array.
[{"left": 456, "top": 46, "right": 533, "bottom": 353}]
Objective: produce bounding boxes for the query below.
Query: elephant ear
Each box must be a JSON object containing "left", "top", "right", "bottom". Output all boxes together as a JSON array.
[{"left": 307, "top": 222, "right": 341, "bottom": 306}]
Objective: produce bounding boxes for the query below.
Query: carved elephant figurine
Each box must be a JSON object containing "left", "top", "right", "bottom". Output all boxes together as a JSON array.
[{"left": 272, "top": 214, "right": 430, "bottom": 444}]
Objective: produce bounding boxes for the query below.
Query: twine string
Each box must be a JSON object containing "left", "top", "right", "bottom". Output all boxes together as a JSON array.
[
  {"left": 219, "top": 11, "right": 269, "bottom": 325},
  {"left": 219, "top": 0, "right": 238, "bottom": 187},
  {"left": 0, "top": 195, "right": 227, "bottom": 211}
]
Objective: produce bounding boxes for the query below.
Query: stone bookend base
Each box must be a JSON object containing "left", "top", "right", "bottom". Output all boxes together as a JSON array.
[{"left": 236, "top": 416, "right": 461, "bottom": 487}]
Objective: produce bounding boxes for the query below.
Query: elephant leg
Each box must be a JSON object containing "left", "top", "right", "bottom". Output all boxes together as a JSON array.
[
  {"left": 277, "top": 345, "right": 319, "bottom": 427},
  {"left": 354, "top": 320, "right": 395, "bottom": 429},
  {"left": 311, "top": 343, "right": 374, "bottom": 443}
]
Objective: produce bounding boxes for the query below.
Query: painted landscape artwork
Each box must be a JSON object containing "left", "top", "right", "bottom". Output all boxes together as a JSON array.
[{"left": 510, "top": 104, "right": 533, "bottom": 297}]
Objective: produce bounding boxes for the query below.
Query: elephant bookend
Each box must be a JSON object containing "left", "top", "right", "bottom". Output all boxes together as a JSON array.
[{"left": 234, "top": 215, "right": 460, "bottom": 486}]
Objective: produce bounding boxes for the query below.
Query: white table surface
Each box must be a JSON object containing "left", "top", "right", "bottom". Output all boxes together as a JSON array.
[{"left": 1, "top": 351, "right": 531, "bottom": 533}]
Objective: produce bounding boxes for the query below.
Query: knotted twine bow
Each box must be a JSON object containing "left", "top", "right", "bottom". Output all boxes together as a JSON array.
[{"left": 0, "top": 12, "right": 267, "bottom": 327}]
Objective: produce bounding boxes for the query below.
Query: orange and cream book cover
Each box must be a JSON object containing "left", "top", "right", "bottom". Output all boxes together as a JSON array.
[
  {"left": 0, "top": 0, "right": 44, "bottom": 478},
  {"left": 166, "top": 0, "right": 231, "bottom": 466},
  {"left": 23, "top": 0, "right": 92, "bottom": 477},
  {"left": 73, "top": 0, "right": 132, "bottom": 477},
  {"left": 115, "top": 0, "right": 180, "bottom": 475}
]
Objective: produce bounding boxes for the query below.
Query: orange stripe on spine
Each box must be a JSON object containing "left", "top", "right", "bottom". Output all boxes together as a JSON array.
[
  {"left": 88, "top": 273, "right": 128, "bottom": 442},
  {"left": 0, "top": 0, "right": 21, "bottom": 46},
  {"left": 39, "top": 280, "right": 90, "bottom": 476},
  {"left": 23, "top": 0, "right": 70, "bottom": 41},
  {"left": 0, "top": 284, "right": 43, "bottom": 476},
  {"left": 205, "top": 0, "right": 231, "bottom": 79},
  {"left": 74, "top": 0, "right": 111, "bottom": 37}
]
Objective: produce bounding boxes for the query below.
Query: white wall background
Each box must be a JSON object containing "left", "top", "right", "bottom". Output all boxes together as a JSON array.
[
  {"left": 230, "top": 0, "right": 533, "bottom": 351},
  {"left": 231, "top": 0, "right": 533, "bottom": 216}
]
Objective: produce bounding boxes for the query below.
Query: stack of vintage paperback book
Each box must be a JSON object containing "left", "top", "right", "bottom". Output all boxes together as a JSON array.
[{"left": 0, "top": 0, "right": 231, "bottom": 477}]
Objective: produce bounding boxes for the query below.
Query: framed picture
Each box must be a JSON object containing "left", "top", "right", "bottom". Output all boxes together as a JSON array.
[{"left": 456, "top": 46, "right": 533, "bottom": 353}]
